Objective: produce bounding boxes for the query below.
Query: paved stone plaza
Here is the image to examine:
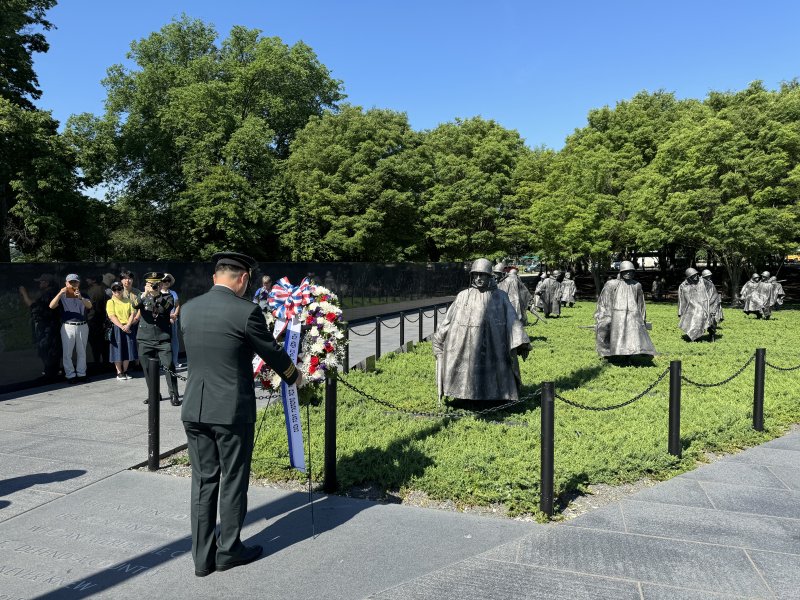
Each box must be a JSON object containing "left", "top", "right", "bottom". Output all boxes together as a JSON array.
[{"left": 0, "top": 299, "right": 798, "bottom": 598}]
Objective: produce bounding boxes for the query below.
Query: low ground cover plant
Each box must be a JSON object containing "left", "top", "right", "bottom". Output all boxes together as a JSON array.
[{"left": 251, "top": 301, "right": 800, "bottom": 518}]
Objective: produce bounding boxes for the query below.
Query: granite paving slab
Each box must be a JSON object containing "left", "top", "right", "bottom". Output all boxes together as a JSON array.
[
  {"left": 759, "top": 432, "right": 800, "bottom": 451},
  {"left": 0, "top": 454, "right": 116, "bottom": 496},
  {"left": 623, "top": 477, "right": 716, "bottom": 510},
  {"left": 700, "top": 480, "right": 800, "bottom": 519},
  {"left": 0, "top": 486, "right": 63, "bottom": 520},
  {"left": 678, "top": 459, "right": 793, "bottom": 490},
  {"left": 747, "top": 549, "right": 800, "bottom": 598},
  {"left": 483, "top": 526, "right": 772, "bottom": 596},
  {"left": 640, "top": 583, "right": 768, "bottom": 599},
  {"left": 562, "top": 503, "right": 627, "bottom": 532},
  {"left": 767, "top": 465, "right": 800, "bottom": 491},
  {"left": 369, "top": 556, "right": 642, "bottom": 599},
  {"left": 609, "top": 499, "right": 800, "bottom": 553},
  {"left": 726, "top": 446, "right": 800, "bottom": 469}
]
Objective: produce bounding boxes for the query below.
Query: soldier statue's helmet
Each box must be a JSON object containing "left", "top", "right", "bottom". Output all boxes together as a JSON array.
[
  {"left": 751, "top": 273, "right": 760, "bottom": 280},
  {"left": 701, "top": 269, "right": 712, "bottom": 278},
  {"left": 761, "top": 270, "right": 771, "bottom": 279},
  {"left": 564, "top": 272, "right": 572, "bottom": 279},
  {"left": 619, "top": 260, "right": 636, "bottom": 273},
  {"left": 492, "top": 261, "right": 507, "bottom": 273},
  {"left": 551, "top": 269, "right": 562, "bottom": 277},
  {"left": 470, "top": 258, "right": 494, "bottom": 276},
  {"left": 685, "top": 268, "right": 699, "bottom": 278}
]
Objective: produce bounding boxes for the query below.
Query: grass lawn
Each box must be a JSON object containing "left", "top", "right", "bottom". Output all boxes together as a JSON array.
[{"left": 251, "top": 300, "right": 800, "bottom": 519}]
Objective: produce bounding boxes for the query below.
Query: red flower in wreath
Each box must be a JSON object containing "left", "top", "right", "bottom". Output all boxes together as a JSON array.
[
  {"left": 309, "top": 355, "right": 320, "bottom": 374},
  {"left": 325, "top": 312, "right": 337, "bottom": 322},
  {"left": 306, "top": 315, "right": 315, "bottom": 325}
]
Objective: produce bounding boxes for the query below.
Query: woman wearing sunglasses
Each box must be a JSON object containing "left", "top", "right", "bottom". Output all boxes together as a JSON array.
[{"left": 107, "top": 282, "right": 138, "bottom": 380}]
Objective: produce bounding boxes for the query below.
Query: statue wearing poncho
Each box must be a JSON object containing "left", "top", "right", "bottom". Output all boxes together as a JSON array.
[
  {"left": 498, "top": 271, "right": 533, "bottom": 326},
  {"left": 701, "top": 269, "right": 724, "bottom": 326},
  {"left": 433, "top": 259, "right": 530, "bottom": 401},
  {"left": 536, "top": 271, "right": 562, "bottom": 317},
  {"left": 678, "top": 269, "right": 714, "bottom": 341},
  {"left": 594, "top": 262, "right": 655, "bottom": 357}
]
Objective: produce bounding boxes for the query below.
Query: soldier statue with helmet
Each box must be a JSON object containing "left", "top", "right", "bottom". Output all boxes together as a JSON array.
[
  {"left": 433, "top": 258, "right": 531, "bottom": 402},
  {"left": 594, "top": 261, "right": 656, "bottom": 358},
  {"left": 678, "top": 268, "right": 715, "bottom": 341},
  {"left": 700, "top": 269, "right": 724, "bottom": 327},
  {"left": 535, "top": 269, "right": 563, "bottom": 317}
]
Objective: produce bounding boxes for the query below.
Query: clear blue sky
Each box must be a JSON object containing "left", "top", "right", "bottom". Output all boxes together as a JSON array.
[{"left": 33, "top": 0, "right": 800, "bottom": 149}]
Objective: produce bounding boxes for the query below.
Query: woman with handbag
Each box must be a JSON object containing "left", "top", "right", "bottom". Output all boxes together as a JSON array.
[{"left": 107, "top": 281, "right": 138, "bottom": 380}]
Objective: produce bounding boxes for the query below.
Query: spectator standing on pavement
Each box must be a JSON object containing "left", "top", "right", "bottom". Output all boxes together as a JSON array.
[
  {"left": 161, "top": 273, "right": 182, "bottom": 366},
  {"left": 85, "top": 274, "right": 109, "bottom": 367},
  {"left": 49, "top": 274, "right": 93, "bottom": 383},
  {"left": 106, "top": 281, "right": 138, "bottom": 380},
  {"left": 18, "top": 273, "right": 62, "bottom": 380}
]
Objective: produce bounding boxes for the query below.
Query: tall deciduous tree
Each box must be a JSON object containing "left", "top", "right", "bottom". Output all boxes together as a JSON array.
[
  {"left": 67, "top": 16, "right": 343, "bottom": 260},
  {"left": 419, "top": 117, "right": 526, "bottom": 261},
  {"left": 285, "top": 105, "right": 426, "bottom": 261}
]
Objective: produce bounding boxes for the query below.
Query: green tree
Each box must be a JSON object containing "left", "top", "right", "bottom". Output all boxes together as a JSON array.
[
  {"left": 67, "top": 16, "right": 343, "bottom": 260},
  {"left": 0, "top": 0, "right": 56, "bottom": 109},
  {"left": 284, "top": 105, "right": 426, "bottom": 261},
  {"left": 419, "top": 117, "right": 526, "bottom": 261}
]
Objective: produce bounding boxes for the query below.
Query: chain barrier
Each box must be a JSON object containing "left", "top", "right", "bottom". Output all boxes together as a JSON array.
[
  {"left": 555, "top": 368, "right": 669, "bottom": 411},
  {"left": 336, "top": 372, "right": 540, "bottom": 422},
  {"left": 348, "top": 326, "right": 377, "bottom": 337},
  {"left": 421, "top": 310, "right": 435, "bottom": 318},
  {"left": 681, "top": 354, "right": 755, "bottom": 387},
  {"left": 161, "top": 365, "right": 188, "bottom": 381},
  {"left": 380, "top": 319, "right": 401, "bottom": 329},
  {"left": 403, "top": 312, "right": 421, "bottom": 323},
  {"left": 765, "top": 360, "right": 800, "bottom": 372}
]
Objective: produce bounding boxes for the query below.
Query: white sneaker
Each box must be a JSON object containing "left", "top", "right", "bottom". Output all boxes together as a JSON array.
[
  {"left": 116, "top": 374, "right": 126, "bottom": 381},
  {"left": 124, "top": 372, "right": 132, "bottom": 380}
]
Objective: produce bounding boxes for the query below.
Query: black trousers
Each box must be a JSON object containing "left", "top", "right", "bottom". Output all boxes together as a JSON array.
[
  {"left": 183, "top": 421, "right": 255, "bottom": 571},
  {"left": 138, "top": 339, "right": 178, "bottom": 396}
]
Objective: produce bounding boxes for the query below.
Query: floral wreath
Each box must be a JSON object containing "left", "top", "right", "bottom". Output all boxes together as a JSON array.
[{"left": 256, "top": 280, "right": 346, "bottom": 391}]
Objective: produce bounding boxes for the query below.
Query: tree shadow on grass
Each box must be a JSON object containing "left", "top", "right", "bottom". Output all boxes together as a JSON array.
[{"left": 605, "top": 355, "right": 657, "bottom": 368}]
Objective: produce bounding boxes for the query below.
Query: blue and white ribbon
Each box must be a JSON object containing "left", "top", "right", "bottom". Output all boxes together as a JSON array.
[{"left": 280, "top": 315, "right": 305, "bottom": 472}]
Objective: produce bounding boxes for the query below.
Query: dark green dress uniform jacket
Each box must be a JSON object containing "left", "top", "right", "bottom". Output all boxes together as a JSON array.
[{"left": 180, "top": 285, "right": 298, "bottom": 424}]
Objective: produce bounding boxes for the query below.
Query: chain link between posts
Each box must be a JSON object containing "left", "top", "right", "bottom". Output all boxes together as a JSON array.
[
  {"left": 555, "top": 368, "right": 670, "bottom": 411},
  {"left": 349, "top": 326, "right": 377, "bottom": 337},
  {"left": 336, "top": 372, "right": 540, "bottom": 422},
  {"left": 380, "top": 319, "right": 401, "bottom": 329},
  {"left": 403, "top": 312, "right": 421, "bottom": 323},
  {"left": 680, "top": 353, "right": 755, "bottom": 387},
  {"left": 765, "top": 360, "right": 800, "bottom": 372}
]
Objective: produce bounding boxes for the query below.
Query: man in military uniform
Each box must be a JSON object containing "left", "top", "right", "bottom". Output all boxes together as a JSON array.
[
  {"left": 133, "top": 272, "right": 180, "bottom": 405},
  {"left": 180, "top": 252, "right": 302, "bottom": 577}
]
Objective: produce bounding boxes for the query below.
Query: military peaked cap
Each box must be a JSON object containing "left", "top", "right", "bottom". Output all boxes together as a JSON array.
[
  {"left": 212, "top": 251, "right": 258, "bottom": 272},
  {"left": 144, "top": 271, "right": 164, "bottom": 282}
]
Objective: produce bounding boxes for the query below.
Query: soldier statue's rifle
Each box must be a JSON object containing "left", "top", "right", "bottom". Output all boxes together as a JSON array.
[{"left": 527, "top": 303, "right": 547, "bottom": 324}]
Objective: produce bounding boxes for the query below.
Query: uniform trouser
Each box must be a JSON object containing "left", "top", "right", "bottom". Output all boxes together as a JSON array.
[
  {"left": 138, "top": 340, "right": 178, "bottom": 396},
  {"left": 60, "top": 323, "right": 88, "bottom": 378},
  {"left": 183, "top": 421, "right": 255, "bottom": 571}
]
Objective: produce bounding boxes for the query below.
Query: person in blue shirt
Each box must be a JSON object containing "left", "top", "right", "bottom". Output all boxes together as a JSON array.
[{"left": 251, "top": 274, "right": 272, "bottom": 312}]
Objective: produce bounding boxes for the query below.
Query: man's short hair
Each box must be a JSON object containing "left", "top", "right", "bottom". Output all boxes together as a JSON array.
[
  {"left": 120, "top": 270, "right": 133, "bottom": 280},
  {"left": 215, "top": 263, "right": 247, "bottom": 276}
]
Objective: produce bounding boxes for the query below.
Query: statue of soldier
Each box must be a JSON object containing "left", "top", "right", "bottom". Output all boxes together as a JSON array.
[
  {"left": 498, "top": 266, "right": 533, "bottom": 326},
  {"left": 678, "top": 268, "right": 715, "bottom": 341},
  {"left": 493, "top": 261, "right": 507, "bottom": 284},
  {"left": 133, "top": 272, "right": 180, "bottom": 405},
  {"left": 740, "top": 273, "right": 760, "bottom": 315},
  {"left": 433, "top": 258, "right": 531, "bottom": 401},
  {"left": 768, "top": 276, "right": 785, "bottom": 309},
  {"left": 700, "top": 269, "right": 724, "bottom": 327},
  {"left": 535, "top": 270, "right": 562, "bottom": 317},
  {"left": 751, "top": 271, "right": 775, "bottom": 319},
  {"left": 594, "top": 261, "right": 656, "bottom": 358},
  {"left": 560, "top": 272, "right": 577, "bottom": 307}
]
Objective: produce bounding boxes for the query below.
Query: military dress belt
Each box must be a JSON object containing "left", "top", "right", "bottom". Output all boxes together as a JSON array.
[{"left": 64, "top": 321, "right": 87, "bottom": 325}]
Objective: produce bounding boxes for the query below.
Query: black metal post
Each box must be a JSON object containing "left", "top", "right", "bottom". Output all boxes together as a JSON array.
[
  {"left": 323, "top": 370, "right": 337, "bottom": 493},
  {"left": 375, "top": 316, "right": 382, "bottom": 360},
  {"left": 540, "top": 381, "right": 555, "bottom": 517},
  {"left": 753, "top": 348, "right": 766, "bottom": 431},
  {"left": 433, "top": 304, "right": 438, "bottom": 332},
  {"left": 147, "top": 357, "right": 160, "bottom": 471},
  {"left": 343, "top": 322, "right": 349, "bottom": 374},
  {"left": 418, "top": 308, "right": 423, "bottom": 342},
  {"left": 400, "top": 312, "right": 405, "bottom": 347},
  {"left": 668, "top": 360, "right": 681, "bottom": 457}
]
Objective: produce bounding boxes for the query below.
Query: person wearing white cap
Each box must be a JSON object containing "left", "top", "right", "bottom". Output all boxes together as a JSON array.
[{"left": 48, "top": 274, "right": 93, "bottom": 383}]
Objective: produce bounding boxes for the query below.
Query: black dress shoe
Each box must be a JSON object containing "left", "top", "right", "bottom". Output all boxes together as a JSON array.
[
  {"left": 195, "top": 565, "right": 215, "bottom": 577},
  {"left": 216, "top": 545, "right": 263, "bottom": 572},
  {"left": 170, "top": 393, "right": 182, "bottom": 407}
]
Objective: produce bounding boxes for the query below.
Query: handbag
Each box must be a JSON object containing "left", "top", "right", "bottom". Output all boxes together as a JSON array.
[{"left": 103, "top": 320, "right": 114, "bottom": 342}]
